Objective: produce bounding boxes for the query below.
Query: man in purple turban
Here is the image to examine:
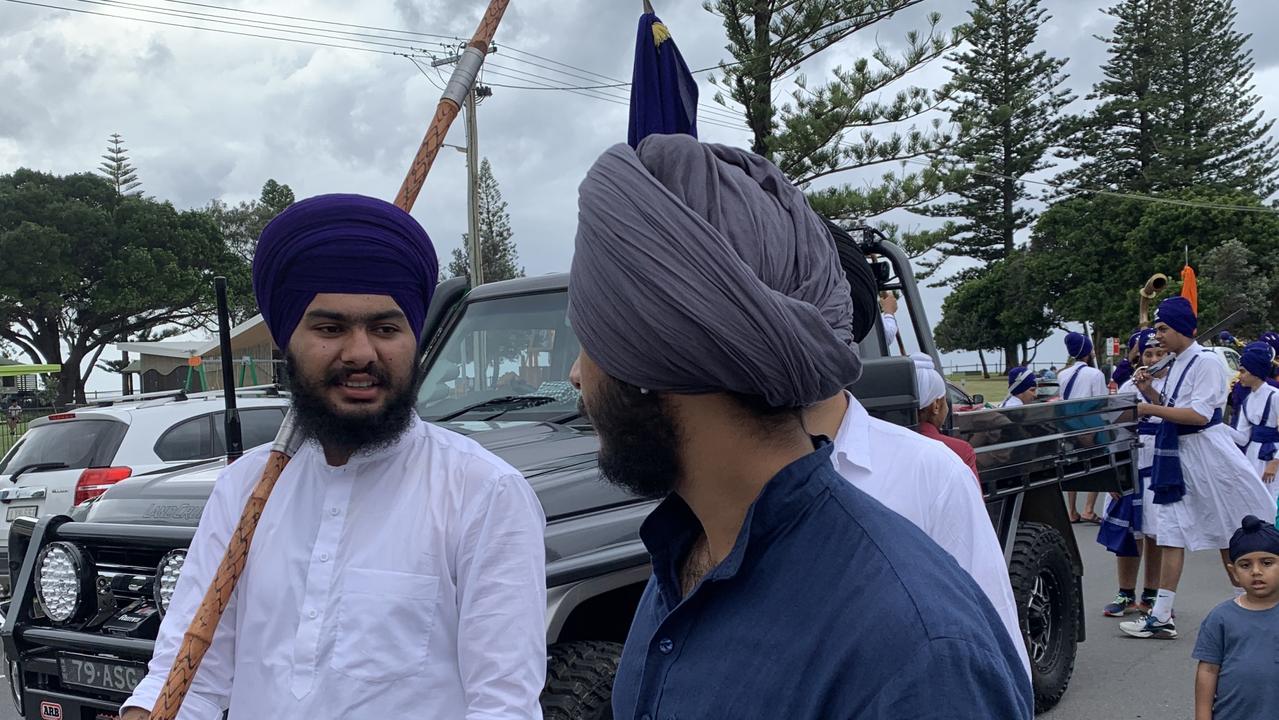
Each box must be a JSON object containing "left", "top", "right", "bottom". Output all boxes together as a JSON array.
[
  {"left": 1120, "top": 297, "right": 1274, "bottom": 640},
  {"left": 1059, "top": 331, "right": 1108, "bottom": 523},
  {"left": 123, "top": 194, "right": 547, "bottom": 719}
]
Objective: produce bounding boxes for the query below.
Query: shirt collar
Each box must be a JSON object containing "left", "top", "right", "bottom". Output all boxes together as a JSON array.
[
  {"left": 302, "top": 415, "right": 424, "bottom": 471},
  {"left": 639, "top": 444, "right": 837, "bottom": 608},
  {"left": 832, "top": 392, "right": 874, "bottom": 474}
]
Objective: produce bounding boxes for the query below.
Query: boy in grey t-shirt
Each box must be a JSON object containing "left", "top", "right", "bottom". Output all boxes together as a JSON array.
[{"left": 1192, "top": 515, "right": 1279, "bottom": 720}]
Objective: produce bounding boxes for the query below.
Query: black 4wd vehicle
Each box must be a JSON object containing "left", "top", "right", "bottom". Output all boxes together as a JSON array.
[{"left": 2, "top": 235, "right": 1136, "bottom": 719}]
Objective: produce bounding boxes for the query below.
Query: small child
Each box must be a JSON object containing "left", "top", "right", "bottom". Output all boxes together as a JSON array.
[{"left": 1192, "top": 515, "right": 1279, "bottom": 720}]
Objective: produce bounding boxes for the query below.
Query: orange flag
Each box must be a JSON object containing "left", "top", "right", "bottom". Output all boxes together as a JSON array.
[{"left": 1181, "top": 264, "right": 1198, "bottom": 315}]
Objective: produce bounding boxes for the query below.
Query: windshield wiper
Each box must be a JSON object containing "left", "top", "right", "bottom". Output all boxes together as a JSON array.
[
  {"left": 9, "top": 462, "right": 69, "bottom": 483},
  {"left": 435, "top": 395, "right": 559, "bottom": 423}
]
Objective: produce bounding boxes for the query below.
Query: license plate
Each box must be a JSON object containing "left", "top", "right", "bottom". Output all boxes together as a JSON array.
[
  {"left": 58, "top": 654, "right": 146, "bottom": 694},
  {"left": 6, "top": 505, "right": 36, "bottom": 521}
]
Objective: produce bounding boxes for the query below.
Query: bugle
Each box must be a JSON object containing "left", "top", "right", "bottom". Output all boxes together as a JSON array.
[{"left": 1138, "top": 272, "right": 1168, "bottom": 327}]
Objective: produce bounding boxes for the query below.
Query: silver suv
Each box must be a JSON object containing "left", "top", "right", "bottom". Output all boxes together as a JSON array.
[{"left": 0, "top": 390, "right": 289, "bottom": 593}]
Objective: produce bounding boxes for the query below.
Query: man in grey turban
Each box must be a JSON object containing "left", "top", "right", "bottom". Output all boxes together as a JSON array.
[{"left": 569, "top": 134, "right": 1030, "bottom": 720}]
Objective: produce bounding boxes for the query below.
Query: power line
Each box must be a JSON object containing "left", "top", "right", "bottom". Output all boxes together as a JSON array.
[
  {"left": 472, "top": 65, "right": 746, "bottom": 132},
  {"left": 150, "top": 0, "right": 459, "bottom": 40},
  {"left": 917, "top": 160, "right": 1279, "bottom": 215},
  {"left": 76, "top": 0, "right": 444, "bottom": 53},
  {"left": 498, "top": 44, "right": 745, "bottom": 125},
  {"left": 14, "top": 0, "right": 750, "bottom": 129},
  {"left": 2, "top": 0, "right": 427, "bottom": 56}
]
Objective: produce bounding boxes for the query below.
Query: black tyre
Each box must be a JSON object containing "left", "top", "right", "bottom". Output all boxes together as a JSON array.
[
  {"left": 541, "top": 640, "right": 622, "bottom": 720},
  {"left": 1008, "top": 522, "right": 1078, "bottom": 714}
]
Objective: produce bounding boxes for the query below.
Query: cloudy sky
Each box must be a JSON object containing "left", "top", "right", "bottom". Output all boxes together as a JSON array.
[{"left": 3, "top": 0, "right": 1279, "bottom": 393}]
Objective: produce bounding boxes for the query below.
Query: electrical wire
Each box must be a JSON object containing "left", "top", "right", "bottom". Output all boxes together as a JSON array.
[
  {"left": 12, "top": 0, "right": 752, "bottom": 130},
  {"left": 2, "top": 0, "right": 426, "bottom": 56}
]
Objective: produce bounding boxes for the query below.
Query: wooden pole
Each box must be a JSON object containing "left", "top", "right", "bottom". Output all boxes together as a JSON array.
[
  {"left": 150, "top": 3, "right": 513, "bottom": 717},
  {"left": 395, "top": 0, "right": 511, "bottom": 212}
]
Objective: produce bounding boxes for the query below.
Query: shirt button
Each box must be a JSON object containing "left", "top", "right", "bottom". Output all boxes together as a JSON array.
[
  {"left": 658, "top": 638, "right": 673, "bottom": 654},
  {"left": 329, "top": 506, "right": 340, "bottom": 516},
  {"left": 308, "top": 609, "right": 318, "bottom": 619},
  {"left": 319, "top": 552, "right": 330, "bottom": 562}
]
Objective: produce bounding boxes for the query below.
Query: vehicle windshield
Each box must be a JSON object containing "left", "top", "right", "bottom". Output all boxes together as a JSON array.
[
  {"left": 0, "top": 418, "right": 128, "bottom": 476},
  {"left": 417, "top": 290, "right": 581, "bottom": 423}
]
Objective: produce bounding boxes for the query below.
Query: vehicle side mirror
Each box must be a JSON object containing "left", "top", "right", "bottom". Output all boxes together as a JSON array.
[{"left": 972, "top": 394, "right": 985, "bottom": 405}]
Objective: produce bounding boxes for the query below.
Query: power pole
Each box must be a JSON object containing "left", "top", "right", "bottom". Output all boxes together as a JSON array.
[
  {"left": 433, "top": 47, "right": 495, "bottom": 288},
  {"left": 465, "top": 87, "right": 483, "bottom": 288}
]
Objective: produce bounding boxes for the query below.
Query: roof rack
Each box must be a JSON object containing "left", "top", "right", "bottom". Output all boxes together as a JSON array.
[{"left": 89, "top": 384, "right": 287, "bottom": 409}]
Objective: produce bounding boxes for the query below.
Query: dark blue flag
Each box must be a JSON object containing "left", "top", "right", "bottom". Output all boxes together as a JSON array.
[{"left": 628, "top": 12, "right": 698, "bottom": 148}]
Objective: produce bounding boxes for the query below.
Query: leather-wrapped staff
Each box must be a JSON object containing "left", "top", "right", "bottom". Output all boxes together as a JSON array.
[{"left": 148, "top": 3, "right": 511, "bottom": 717}]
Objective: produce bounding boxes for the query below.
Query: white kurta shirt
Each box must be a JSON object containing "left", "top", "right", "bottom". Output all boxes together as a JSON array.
[
  {"left": 1153, "top": 343, "right": 1274, "bottom": 550},
  {"left": 831, "top": 395, "right": 1031, "bottom": 680},
  {"left": 881, "top": 313, "right": 899, "bottom": 355},
  {"left": 1228, "top": 382, "right": 1279, "bottom": 504},
  {"left": 1057, "top": 362, "right": 1107, "bottom": 400},
  {"left": 1001, "top": 395, "right": 1024, "bottom": 408},
  {"left": 124, "top": 418, "right": 548, "bottom": 719}
]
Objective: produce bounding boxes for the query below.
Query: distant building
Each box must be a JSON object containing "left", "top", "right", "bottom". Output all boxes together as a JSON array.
[{"left": 115, "top": 315, "right": 279, "bottom": 395}]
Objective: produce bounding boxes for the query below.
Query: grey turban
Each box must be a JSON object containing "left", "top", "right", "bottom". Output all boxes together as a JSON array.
[{"left": 568, "top": 134, "right": 861, "bottom": 408}]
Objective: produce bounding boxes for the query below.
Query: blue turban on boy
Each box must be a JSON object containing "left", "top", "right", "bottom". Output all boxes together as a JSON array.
[
  {"left": 1008, "top": 366, "right": 1036, "bottom": 396},
  {"left": 1229, "top": 515, "right": 1279, "bottom": 561},
  {"left": 252, "top": 194, "right": 440, "bottom": 351},
  {"left": 1065, "top": 332, "right": 1093, "bottom": 360},
  {"left": 1134, "top": 328, "right": 1156, "bottom": 355},
  {"left": 1241, "top": 342, "right": 1276, "bottom": 380},
  {"left": 1154, "top": 296, "right": 1197, "bottom": 338}
]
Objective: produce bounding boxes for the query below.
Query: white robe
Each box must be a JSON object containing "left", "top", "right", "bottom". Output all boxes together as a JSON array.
[
  {"left": 1152, "top": 343, "right": 1275, "bottom": 550},
  {"left": 1057, "top": 362, "right": 1107, "bottom": 400},
  {"left": 1001, "top": 395, "right": 1024, "bottom": 408},
  {"left": 1228, "top": 382, "right": 1279, "bottom": 507}
]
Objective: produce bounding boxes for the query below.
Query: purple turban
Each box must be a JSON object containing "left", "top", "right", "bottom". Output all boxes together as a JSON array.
[
  {"left": 1260, "top": 331, "right": 1279, "bottom": 357},
  {"left": 1241, "top": 342, "right": 1276, "bottom": 380},
  {"left": 1135, "top": 328, "right": 1157, "bottom": 355},
  {"left": 1155, "top": 296, "right": 1197, "bottom": 338},
  {"left": 1111, "top": 360, "right": 1133, "bottom": 388},
  {"left": 1065, "top": 332, "right": 1093, "bottom": 360},
  {"left": 568, "top": 135, "right": 859, "bottom": 408},
  {"left": 1007, "top": 366, "right": 1036, "bottom": 396},
  {"left": 252, "top": 194, "right": 439, "bottom": 350},
  {"left": 1126, "top": 331, "right": 1143, "bottom": 352},
  {"left": 1229, "top": 515, "right": 1279, "bottom": 562}
]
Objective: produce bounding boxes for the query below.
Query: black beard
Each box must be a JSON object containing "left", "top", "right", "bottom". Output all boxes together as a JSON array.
[
  {"left": 285, "top": 353, "right": 419, "bottom": 457},
  {"left": 580, "top": 375, "right": 682, "bottom": 499}
]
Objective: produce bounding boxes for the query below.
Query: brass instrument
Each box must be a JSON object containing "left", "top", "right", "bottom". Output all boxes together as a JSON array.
[{"left": 1138, "top": 273, "right": 1169, "bottom": 327}]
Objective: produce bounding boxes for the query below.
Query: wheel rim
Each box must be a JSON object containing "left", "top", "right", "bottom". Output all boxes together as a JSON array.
[{"left": 1026, "top": 569, "right": 1061, "bottom": 667}]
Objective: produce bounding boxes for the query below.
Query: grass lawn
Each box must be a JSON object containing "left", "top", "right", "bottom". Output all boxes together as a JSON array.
[{"left": 946, "top": 376, "right": 1007, "bottom": 404}]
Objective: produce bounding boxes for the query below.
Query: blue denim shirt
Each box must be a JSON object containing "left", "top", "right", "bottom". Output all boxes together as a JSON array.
[{"left": 612, "top": 445, "right": 1033, "bottom": 720}]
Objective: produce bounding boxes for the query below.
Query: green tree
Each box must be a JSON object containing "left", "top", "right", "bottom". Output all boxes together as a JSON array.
[
  {"left": 1198, "top": 238, "right": 1274, "bottom": 337},
  {"left": 911, "top": 0, "right": 1071, "bottom": 366},
  {"left": 1030, "top": 190, "right": 1279, "bottom": 340},
  {"left": 0, "top": 168, "right": 247, "bottom": 404},
  {"left": 99, "top": 133, "right": 142, "bottom": 199},
  {"left": 206, "top": 179, "right": 295, "bottom": 321},
  {"left": 934, "top": 252, "right": 1054, "bottom": 375},
  {"left": 447, "top": 159, "right": 523, "bottom": 282},
  {"left": 705, "top": 0, "right": 957, "bottom": 222},
  {"left": 1059, "top": 0, "right": 1277, "bottom": 194}
]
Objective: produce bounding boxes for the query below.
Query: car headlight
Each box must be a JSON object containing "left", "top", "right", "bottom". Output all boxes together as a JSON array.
[
  {"left": 155, "top": 549, "right": 187, "bottom": 615},
  {"left": 35, "top": 541, "right": 90, "bottom": 624}
]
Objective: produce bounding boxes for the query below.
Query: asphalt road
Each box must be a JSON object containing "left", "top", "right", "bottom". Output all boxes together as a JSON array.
[
  {"left": 1042, "top": 523, "right": 1233, "bottom": 720},
  {"left": 0, "top": 523, "right": 1233, "bottom": 720}
]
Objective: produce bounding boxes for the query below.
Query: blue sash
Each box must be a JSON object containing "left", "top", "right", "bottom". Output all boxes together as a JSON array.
[
  {"left": 1150, "top": 354, "right": 1224, "bottom": 505},
  {"left": 1063, "top": 366, "right": 1082, "bottom": 400},
  {"left": 1098, "top": 487, "right": 1142, "bottom": 557},
  {"left": 1249, "top": 395, "right": 1279, "bottom": 461}
]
